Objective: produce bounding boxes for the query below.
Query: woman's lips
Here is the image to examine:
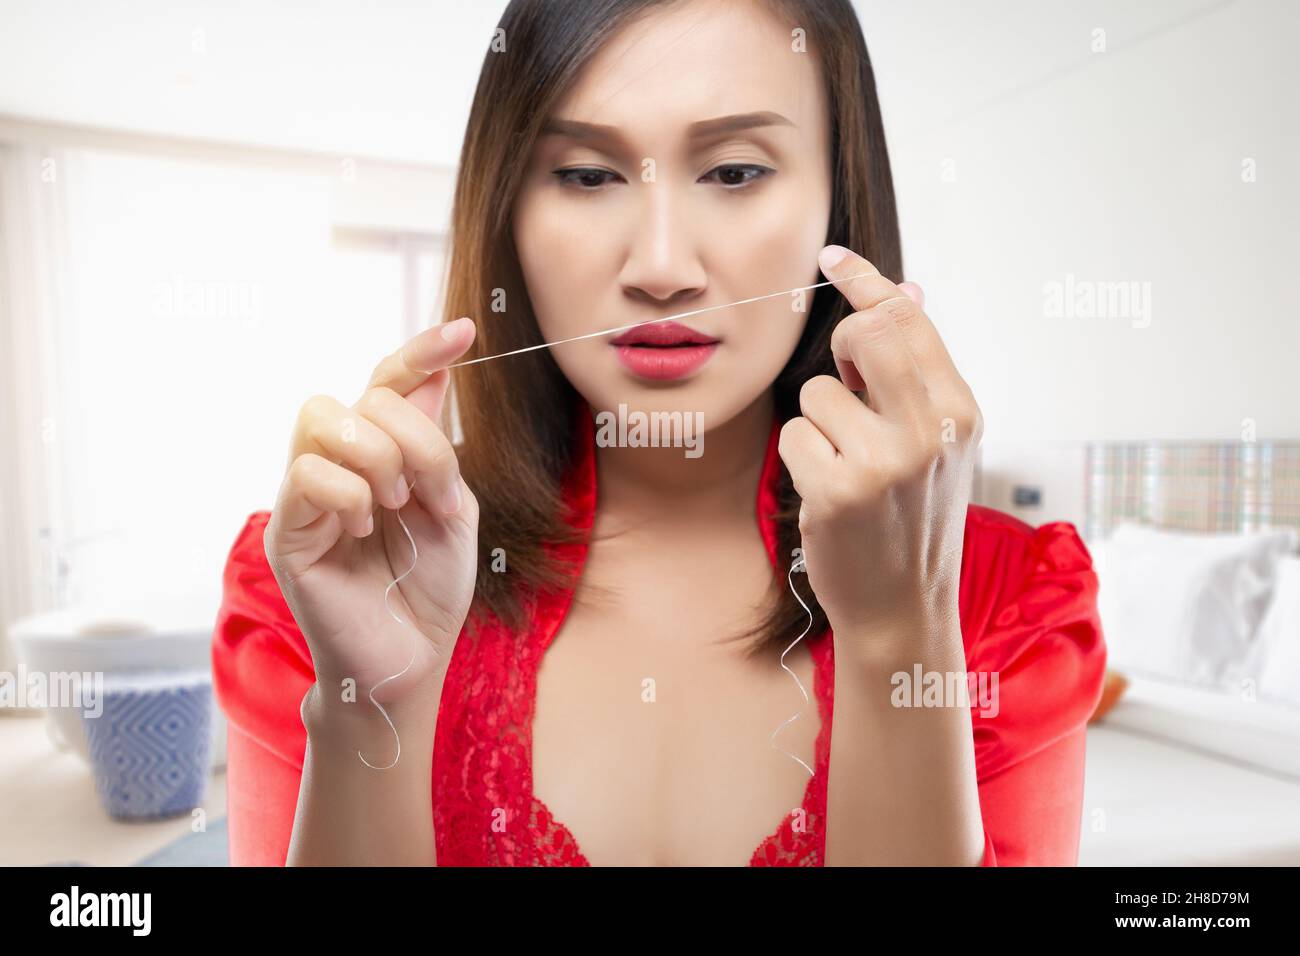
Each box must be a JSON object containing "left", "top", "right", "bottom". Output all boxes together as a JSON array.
[
  {"left": 609, "top": 320, "right": 719, "bottom": 381},
  {"left": 613, "top": 343, "right": 718, "bottom": 380}
]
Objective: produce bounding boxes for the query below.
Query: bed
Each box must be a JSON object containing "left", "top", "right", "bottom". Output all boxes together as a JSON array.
[
  {"left": 1076, "top": 439, "right": 1300, "bottom": 866},
  {"left": 1081, "top": 677, "right": 1300, "bottom": 866}
]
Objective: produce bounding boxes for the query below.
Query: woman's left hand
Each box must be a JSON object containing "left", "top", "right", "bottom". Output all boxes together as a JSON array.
[{"left": 778, "top": 244, "right": 983, "bottom": 654}]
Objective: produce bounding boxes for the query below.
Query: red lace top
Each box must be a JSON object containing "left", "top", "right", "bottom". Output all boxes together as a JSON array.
[{"left": 213, "top": 404, "right": 1107, "bottom": 866}]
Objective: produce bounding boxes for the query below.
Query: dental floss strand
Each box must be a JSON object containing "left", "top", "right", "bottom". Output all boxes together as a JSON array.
[
  {"left": 440, "top": 271, "right": 878, "bottom": 369},
  {"left": 364, "top": 271, "right": 875, "bottom": 768},
  {"left": 357, "top": 475, "right": 424, "bottom": 770},
  {"left": 772, "top": 554, "right": 816, "bottom": 777}
]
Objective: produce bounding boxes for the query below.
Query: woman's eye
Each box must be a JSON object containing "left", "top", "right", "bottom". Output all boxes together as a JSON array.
[
  {"left": 553, "top": 167, "right": 621, "bottom": 190},
  {"left": 552, "top": 164, "right": 772, "bottom": 191},
  {"left": 701, "top": 164, "right": 773, "bottom": 189}
]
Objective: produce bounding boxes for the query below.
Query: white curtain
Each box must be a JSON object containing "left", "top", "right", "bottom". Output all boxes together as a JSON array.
[
  {"left": 0, "top": 141, "right": 423, "bottom": 668},
  {"left": 0, "top": 143, "right": 77, "bottom": 671}
]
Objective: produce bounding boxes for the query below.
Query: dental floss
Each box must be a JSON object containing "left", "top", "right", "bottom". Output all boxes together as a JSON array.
[
  {"left": 365, "top": 271, "right": 872, "bottom": 769},
  {"left": 357, "top": 482, "right": 422, "bottom": 770},
  {"left": 772, "top": 554, "right": 816, "bottom": 777},
  {"left": 435, "top": 271, "right": 878, "bottom": 370}
]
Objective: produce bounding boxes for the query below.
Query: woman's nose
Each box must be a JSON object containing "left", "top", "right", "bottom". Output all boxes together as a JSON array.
[{"left": 618, "top": 178, "right": 708, "bottom": 304}]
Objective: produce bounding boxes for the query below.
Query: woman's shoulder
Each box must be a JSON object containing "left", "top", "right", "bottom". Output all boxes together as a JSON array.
[
  {"left": 957, "top": 504, "right": 1101, "bottom": 646},
  {"left": 229, "top": 509, "right": 273, "bottom": 553},
  {"left": 214, "top": 510, "right": 304, "bottom": 652},
  {"left": 961, "top": 503, "right": 1095, "bottom": 577},
  {"left": 220, "top": 509, "right": 277, "bottom": 592},
  {"left": 956, "top": 506, "right": 1108, "bottom": 780}
]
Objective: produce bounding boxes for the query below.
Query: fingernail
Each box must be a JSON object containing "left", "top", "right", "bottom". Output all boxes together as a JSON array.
[
  {"left": 439, "top": 474, "right": 462, "bottom": 514},
  {"left": 819, "top": 245, "right": 850, "bottom": 272},
  {"left": 440, "top": 317, "right": 470, "bottom": 341},
  {"left": 364, "top": 514, "right": 374, "bottom": 536},
  {"left": 395, "top": 476, "right": 410, "bottom": 507}
]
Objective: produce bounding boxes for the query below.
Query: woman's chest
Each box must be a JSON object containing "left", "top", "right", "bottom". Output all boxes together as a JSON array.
[{"left": 529, "top": 589, "right": 823, "bottom": 866}]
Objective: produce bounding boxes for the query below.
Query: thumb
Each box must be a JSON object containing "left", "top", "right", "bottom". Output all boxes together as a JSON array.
[
  {"left": 898, "top": 281, "right": 925, "bottom": 309},
  {"left": 817, "top": 244, "right": 884, "bottom": 313},
  {"left": 405, "top": 369, "right": 452, "bottom": 425}
]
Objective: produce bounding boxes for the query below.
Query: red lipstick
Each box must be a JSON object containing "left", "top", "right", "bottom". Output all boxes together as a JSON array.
[{"left": 609, "top": 321, "right": 719, "bottom": 381}]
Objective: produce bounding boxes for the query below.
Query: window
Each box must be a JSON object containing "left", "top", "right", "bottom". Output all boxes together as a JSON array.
[{"left": 37, "top": 147, "right": 446, "bottom": 615}]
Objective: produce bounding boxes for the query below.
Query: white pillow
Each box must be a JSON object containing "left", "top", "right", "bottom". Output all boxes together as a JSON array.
[
  {"left": 1246, "top": 556, "right": 1300, "bottom": 707},
  {"left": 1095, "top": 523, "right": 1297, "bottom": 689}
]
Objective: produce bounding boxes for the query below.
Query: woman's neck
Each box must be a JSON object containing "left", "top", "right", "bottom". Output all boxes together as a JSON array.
[{"left": 591, "top": 391, "right": 775, "bottom": 534}]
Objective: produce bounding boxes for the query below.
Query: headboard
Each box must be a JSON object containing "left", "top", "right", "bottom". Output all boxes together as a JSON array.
[{"left": 1084, "top": 441, "right": 1300, "bottom": 545}]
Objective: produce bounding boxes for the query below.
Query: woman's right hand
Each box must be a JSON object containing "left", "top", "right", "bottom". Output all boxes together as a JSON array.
[{"left": 264, "top": 317, "right": 480, "bottom": 714}]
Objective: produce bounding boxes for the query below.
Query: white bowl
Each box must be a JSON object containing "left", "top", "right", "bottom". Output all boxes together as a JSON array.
[{"left": 8, "top": 603, "right": 227, "bottom": 771}]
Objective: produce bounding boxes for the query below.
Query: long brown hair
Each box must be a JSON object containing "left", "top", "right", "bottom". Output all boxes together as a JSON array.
[{"left": 442, "top": 0, "right": 902, "bottom": 657}]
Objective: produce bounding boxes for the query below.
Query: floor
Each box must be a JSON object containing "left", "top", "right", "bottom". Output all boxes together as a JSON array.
[{"left": 0, "top": 711, "right": 228, "bottom": 866}]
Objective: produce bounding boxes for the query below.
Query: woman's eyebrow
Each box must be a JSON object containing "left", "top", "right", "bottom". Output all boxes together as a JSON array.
[
  {"left": 688, "top": 110, "right": 796, "bottom": 138},
  {"left": 539, "top": 110, "right": 796, "bottom": 143}
]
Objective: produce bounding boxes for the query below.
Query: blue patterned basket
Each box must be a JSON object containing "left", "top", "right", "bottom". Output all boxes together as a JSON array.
[{"left": 79, "top": 670, "right": 213, "bottom": 820}]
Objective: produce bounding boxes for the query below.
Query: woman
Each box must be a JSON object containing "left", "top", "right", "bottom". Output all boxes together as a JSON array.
[{"left": 213, "top": 0, "right": 1106, "bottom": 866}]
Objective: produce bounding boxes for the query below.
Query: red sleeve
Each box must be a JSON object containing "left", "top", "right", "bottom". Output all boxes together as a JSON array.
[
  {"left": 211, "top": 511, "right": 315, "bottom": 866},
  {"left": 966, "top": 519, "right": 1108, "bottom": 867},
  {"left": 980, "top": 827, "right": 997, "bottom": 866}
]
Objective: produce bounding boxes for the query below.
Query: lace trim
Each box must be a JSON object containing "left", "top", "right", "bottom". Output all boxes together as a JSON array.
[
  {"left": 432, "top": 603, "right": 835, "bottom": 866},
  {"left": 431, "top": 401, "right": 834, "bottom": 866}
]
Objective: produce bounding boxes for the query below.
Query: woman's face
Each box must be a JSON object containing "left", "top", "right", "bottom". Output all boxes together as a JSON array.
[{"left": 511, "top": 0, "right": 833, "bottom": 436}]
